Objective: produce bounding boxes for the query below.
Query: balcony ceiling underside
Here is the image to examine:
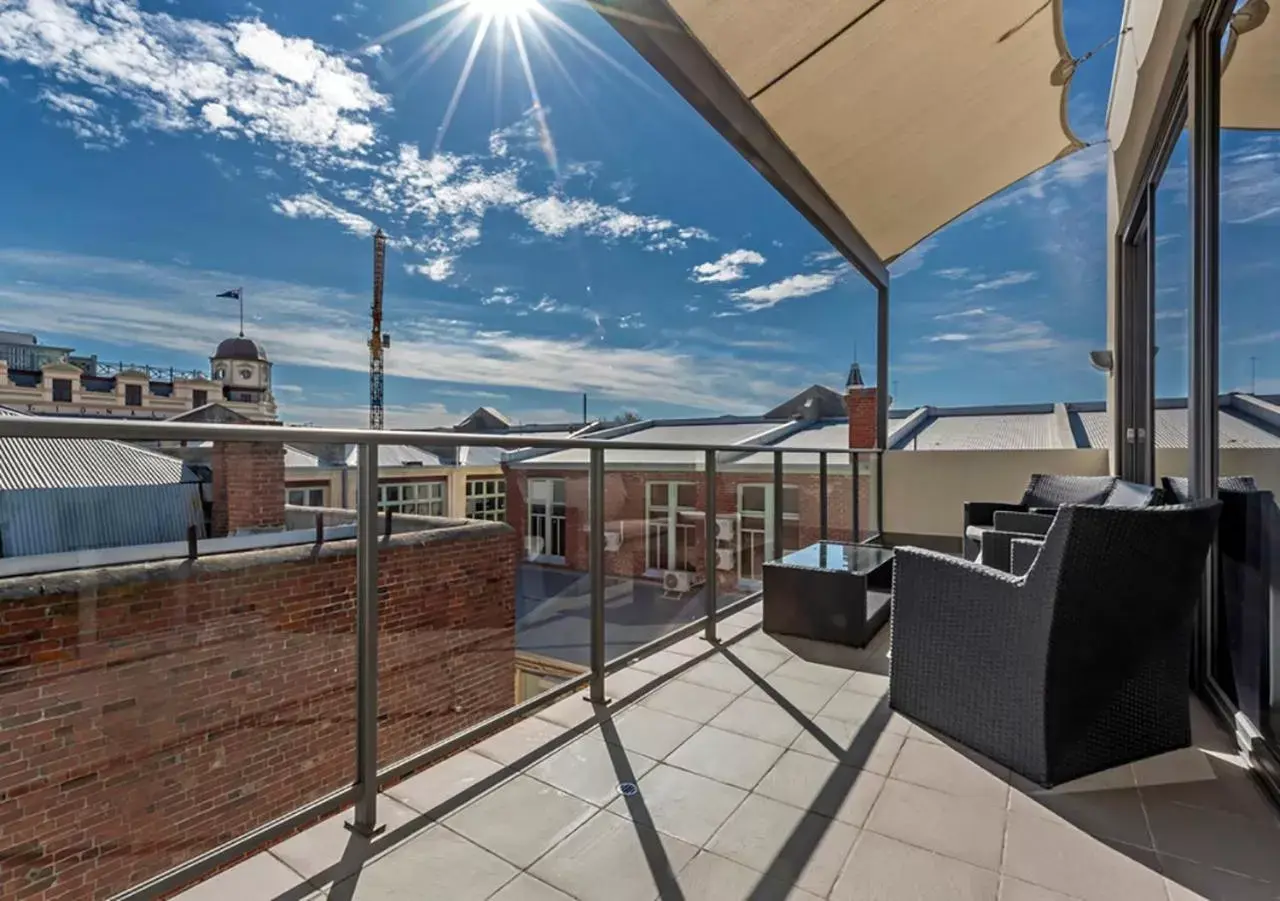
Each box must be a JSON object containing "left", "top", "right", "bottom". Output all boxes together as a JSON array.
[{"left": 604, "top": 0, "right": 1086, "bottom": 270}]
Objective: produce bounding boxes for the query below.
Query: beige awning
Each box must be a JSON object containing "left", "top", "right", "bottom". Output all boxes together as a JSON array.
[
  {"left": 1222, "top": 0, "right": 1279, "bottom": 130},
  {"left": 658, "top": 0, "right": 1086, "bottom": 262}
]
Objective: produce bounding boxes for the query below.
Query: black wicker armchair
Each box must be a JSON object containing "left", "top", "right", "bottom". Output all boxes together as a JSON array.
[
  {"left": 963, "top": 474, "right": 1115, "bottom": 561},
  {"left": 982, "top": 480, "right": 1163, "bottom": 574},
  {"left": 891, "top": 499, "right": 1222, "bottom": 788}
]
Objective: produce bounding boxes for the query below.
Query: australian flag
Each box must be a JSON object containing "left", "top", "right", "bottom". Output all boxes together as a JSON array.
[{"left": 216, "top": 288, "right": 242, "bottom": 300}]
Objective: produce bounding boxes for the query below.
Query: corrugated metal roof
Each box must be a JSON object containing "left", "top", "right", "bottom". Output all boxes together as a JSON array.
[
  {"left": 0, "top": 483, "right": 205, "bottom": 558},
  {"left": 730, "top": 421, "right": 853, "bottom": 467},
  {"left": 464, "top": 430, "right": 577, "bottom": 468},
  {"left": 336, "top": 444, "right": 445, "bottom": 468},
  {"left": 898, "top": 412, "right": 1062, "bottom": 451},
  {"left": 0, "top": 408, "right": 194, "bottom": 489},
  {"left": 519, "top": 420, "right": 784, "bottom": 467},
  {"left": 1074, "top": 407, "right": 1280, "bottom": 449}
]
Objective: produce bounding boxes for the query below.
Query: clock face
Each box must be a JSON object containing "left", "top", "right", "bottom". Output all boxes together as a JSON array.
[
  {"left": 239, "top": 367, "right": 253, "bottom": 380},
  {"left": 214, "top": 368, "right": 226, "bottom": 380}
]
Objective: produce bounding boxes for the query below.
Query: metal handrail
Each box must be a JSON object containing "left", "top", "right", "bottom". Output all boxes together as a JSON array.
[{"left": 0, "top": 414, "right": 884, "bottom": 456}]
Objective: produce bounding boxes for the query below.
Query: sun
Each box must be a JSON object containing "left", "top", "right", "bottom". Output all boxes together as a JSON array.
[{"left": 466, "top": 0, "right": 536, "bottom": 20}]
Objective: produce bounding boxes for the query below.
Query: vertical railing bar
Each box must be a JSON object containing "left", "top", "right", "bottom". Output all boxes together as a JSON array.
[
  {"left": 703, "top": 449, "right": 718, "bottom": 643},
  {"left": 818, "top": 452, "right": 828, "bottom": 542},
  {"left": 346, "top": 441, "right": 383, "bottom": 837},
  {"left": 874, "top": 451, "right": 884, "bottom": 542},
  {"left": 772, "top": 451, "right": 784, "bottom": 561},
  {"left": 851, "top": 452, "right": 861, "bottom": 544},
  {"left": 587, "top": 447, "right": 608, "bottom": 704}
]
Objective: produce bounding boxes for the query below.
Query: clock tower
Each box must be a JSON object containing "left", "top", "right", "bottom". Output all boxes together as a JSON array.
[{"left": 211, "top": 336, "right": 274, "bottom": 411}]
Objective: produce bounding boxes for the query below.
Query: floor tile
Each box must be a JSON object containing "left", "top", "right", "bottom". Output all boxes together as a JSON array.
[
  {"left": 667, "top": 635, "right": 716, "bottom": 657},
  {"left": 1160, "top": 853, "right": 1280, "bottom": 901},
  {"left": 719, "top": 645, "right": 789, "bottom": 677},
  {"left": 487, "top": 873, "right": 576, "bottom": 901},
  {"left": 1138, "top": 753, "right": 1280, "bottom": 825},
  {"left": 772, "top": 657, "right": 857, "bottom": 688},
  {"left": 710, "top": 696, "right": 806, "bottom": 748},
  {"left": 606, "top": 666, "right": 663, "bottom": 700},
  {"left": 889, "top": 738, "right": 1009, "bottom": 804},
  {"left": 678, "top": 660, "right": 757, "bottom": 695},
  {"left": 998, "top": 875, "right": 1082, "bottom": 900},
  {"left": 1131, "top": 747, "right": 1218, "bottom": 788},
  {"left": 332, "top": 826, "right": 518, "bottom": 901},
  {"left": 626, "top": 649, "right": 693, "bottom": 676},
  {"left": 817, "top": 689, "right": 886, "bottom": 726},
  {"left": 172, "top": 852, "right": 306, "bottom": 901},
  {"left": 1001, "top": 810, "right": 1168, "bottom": 901},
  {"left": 593, "top": 705, "right": 702, "bottom": 759},
  {"left": 744, "top": 674, "right": 843, "bottom": 716},
  {"left": 734, "top": 630, "right": 796, "bottom": 657},
  {"left": 704, "top": 793, "right": 860, "bottom": 897},
  {"left": 529, "top": 734, "right": 658, "bottom": 805},
  {"left": 386, "top": 750, "right": 507, "bottom": 817},
  {"left": 269, "top": 795, "right": 422, "bottom": 888},
  {"left": 534, "top": 692, "right": 607, "bottom": 730},
  {"left": 640, "top": 679, "right": 737, "bottom": 723},
  {"left": 1144, "top": 796, "right": 1280, "bottom": 882},
  {"left": 789, "top": 714, "right": 905, "bottom": 774},
  {"left": 530, "top": 810, "right": 698, "bottom": 901},
  {"left": 1008, "top": 771, "right": 1152, "bottom": 850},
  {"left": 829, "top": 831, "right": 999, "bottom": 901},
  {"left": 754, "top": 749, "right": 886, "bottom": 827},
  {"left": 605, "top": 763, "right": 747, "bottom": 846},
  {"left": 472, "top": 717, "right": 567, "bottom": 767},
  {"left": 844, "top": 671, "right": 890, "bottom": 698},
  {"left": 444, "top": 775, "right": 596, "bottom": 868},
  {"left": 671, "top": 851, "right": 823, "bottom": 900},
  {"left": 668, "top": 724, "right": 785, "bottom": 790},
  {"left": 864, "top": 778, "right": 1007, "bottom": 871}
]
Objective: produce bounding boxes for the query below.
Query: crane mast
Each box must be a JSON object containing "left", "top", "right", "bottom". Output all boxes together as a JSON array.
[{"left": 369, "top": 228, "right": 388, "bottom": 430}]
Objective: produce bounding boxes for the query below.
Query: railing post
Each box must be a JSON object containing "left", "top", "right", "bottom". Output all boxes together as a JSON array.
[
  {"left": 346, "top": 441, "right": 383, "bottom": 838},
  {"left": 703, "top": 449, "right": 718, "bottom": 643},
  {"left": 772, "top": 451, "right": 784, "bottom": 560},
  {"left": 874, "top": 451, "right": 884, "bottom": 542},
  {"left": 587, "top": 447, "right": 608, "bottom": 705},
  {"left": 818, "top": 452, "right": 828, "bottom": 542},
  {"left": 851, "top": 452, "right": 861, "bottom": 544}
]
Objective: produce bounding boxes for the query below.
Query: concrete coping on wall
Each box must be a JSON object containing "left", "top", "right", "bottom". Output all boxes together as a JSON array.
[{"left": 0, "top": 514, "right": 515, "bottom": 602}]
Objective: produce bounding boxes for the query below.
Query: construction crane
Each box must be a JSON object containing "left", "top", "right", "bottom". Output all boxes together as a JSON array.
[{"left": 369, "top": 228, "right": 389, "bottom": 429}]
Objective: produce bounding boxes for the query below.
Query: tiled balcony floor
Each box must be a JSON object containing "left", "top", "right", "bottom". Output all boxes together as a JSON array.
[{"left": 176, "top": 603, "right": 1280, "bottom": 901}]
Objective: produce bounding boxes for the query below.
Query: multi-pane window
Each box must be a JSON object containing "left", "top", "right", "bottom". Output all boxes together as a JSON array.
[
  {"left": 51, "top": 378, "right": 72, "bottom": 403},
  {"left": 526, "top": 478, "right": 566, "bottom": 560},
  {"left": 124, "top": 383, "right": 142, "bottom": 406},
  {"left": 379, "top": 480, "right": 445, "bottom": 516},
  {"left": 466, "top": 478, "right": 506, "bottom": 522},
  {"left": 286, "top": 487, "right": 326, "bottom": 507},
  {"left": 737, "top": 484, "right": 801, "bottom": 583},
  {"left": 645, "top": 482, "right": 698, "bottom": 572}
]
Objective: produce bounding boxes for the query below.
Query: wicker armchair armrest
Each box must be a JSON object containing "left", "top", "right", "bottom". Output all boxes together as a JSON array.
[
  {"left": 964, "top": 501, "right": 1028, "bottom": 530},
  {"left": 1010, "top": 538, "right": 1044, "bottom": 576},
  {"left": 992, "top": 510, "right": 1055, "bottom": 536},
  {"left": 890, "top": 547, "right": 1045, "bottom": 761}
]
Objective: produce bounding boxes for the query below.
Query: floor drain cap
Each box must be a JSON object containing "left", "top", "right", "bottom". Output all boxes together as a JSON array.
[{"left": 618, "top": 782, "right": 638, "bottom": 797}]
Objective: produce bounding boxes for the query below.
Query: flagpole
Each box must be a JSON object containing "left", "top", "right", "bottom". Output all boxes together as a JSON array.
[{"left": 239, "top": 287, "right": 244, "bottom": 337}]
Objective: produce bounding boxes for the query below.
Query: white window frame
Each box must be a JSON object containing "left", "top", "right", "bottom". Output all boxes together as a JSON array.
[
  {"left": 737, "top": 483, "right": 801, "bottom": 585},
  {"left": 465, "top": 477, "right": 507, "bottom": 522},
  {"left": 526, "top": 478, "right": 567, "bottom": 563},
  {"left": 379, "top": 480, "right": 446, "bottom": 516},
  {"left": 644, "top": 482, "right": 698, "bottom": 574},
  {"left": 286, "top": 486, "right": 326, "bottom": 507}
]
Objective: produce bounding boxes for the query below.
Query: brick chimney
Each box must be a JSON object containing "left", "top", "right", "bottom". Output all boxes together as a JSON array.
[
  {"left": 212, "top": 440, "right": 286, "bottom": 536},
  {"left": 844, "top": 362, "right": 879, "bottom": 449}
]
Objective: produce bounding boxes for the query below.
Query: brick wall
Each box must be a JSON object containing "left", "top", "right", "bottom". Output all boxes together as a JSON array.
[
  {"left": 504, "top": 467, "right": 872, "bottom": 589},
  {"left": 212, "top": 441, "right": 286, "bottom": 535},
  {"left": 0, "top": 521, "right": 517, "bottom": 901}
]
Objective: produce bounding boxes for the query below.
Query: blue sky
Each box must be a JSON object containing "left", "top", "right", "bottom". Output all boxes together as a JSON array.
[{"left": 0, "top": 0, "right": 1274, "bottom": 428}]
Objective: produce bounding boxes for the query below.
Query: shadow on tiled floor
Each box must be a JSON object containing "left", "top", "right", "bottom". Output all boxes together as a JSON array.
[{"left": 175, "top": 604, "right": 1280, "bottom": 901}]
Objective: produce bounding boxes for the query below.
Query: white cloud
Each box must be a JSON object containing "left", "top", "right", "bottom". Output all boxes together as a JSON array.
[
  {"left": 965, "top": 270, "right": 1037, "bottom": 293},
  {"left": 888, "top": 237, "right": 936, "bottom": 278},
  {"left": 691, "top": 249, "right": 765, "bottom": 283},
  {"left": 1222, "top": 136, "right": 1280, "bottom": 225},
  {"left": 934, "top": 307, "right": 993, "bottom": 320},
  {"left": 934, "top": 267, "right": 974, "bottom": 281},
  {"left": 273, "top": 193, "right": 377, "bottom": 237},
  {"left": 481, "top": 288, "right": 518, "bottom": 306},
  {"left": 0, "top": 1, "right": 390, "bottom": 152},
  {"left": 730, "top": 270, "right": 843, "bottom": 311},
  {"left": 36, "top": 87, "right": 125, "bottom": 147},
  {"left": 922, "top": 307, "right": 1063, "bottom": 354},
  {"left": 408, "top": 257, "right": 455, "bottom": 282},
  {"left": 927, "top": 333, "right": 973, "bottom": 342}
]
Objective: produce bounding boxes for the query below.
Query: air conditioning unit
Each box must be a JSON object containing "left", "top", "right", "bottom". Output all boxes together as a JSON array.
[
  {"left": 603, "top": 530, "right": 623, "bottom": 552},
  {"left": 716, "top": 548, "right": 736, "bottom": 571},
  {"left": 662, "top": 570, "right": 693, "bottom": 594},
  {"left": 525, "top": 536, "right": 545, "bottom": 558},
  {"left": 715, "top": 517, "right": 736, "bottom": 542}
]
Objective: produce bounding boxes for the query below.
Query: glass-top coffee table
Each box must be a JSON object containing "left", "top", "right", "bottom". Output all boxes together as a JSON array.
[{"left": 762, "top": 542, "right": 895, "bottom": 648}]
